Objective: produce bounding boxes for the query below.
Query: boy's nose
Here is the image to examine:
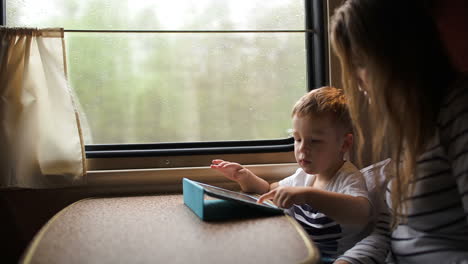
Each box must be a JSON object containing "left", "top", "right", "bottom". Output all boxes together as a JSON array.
[
  {"left": 298, "top": 143, "right": 310, "bottom": 153},
  {"left": 297, "top": 146, "right": 310, "bottom": 157},
  {"left": 297, "top": 152, "right": 306, "bottom": 160}
]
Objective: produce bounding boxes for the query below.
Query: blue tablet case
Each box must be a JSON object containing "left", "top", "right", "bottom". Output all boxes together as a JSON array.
[{"left": 183, "top": 178, "right": 283, "bottom": 221}]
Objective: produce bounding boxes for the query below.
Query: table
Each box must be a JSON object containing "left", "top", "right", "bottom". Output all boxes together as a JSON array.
[{"left": 22, "top": 194, "right": 319, "bottom": 264}]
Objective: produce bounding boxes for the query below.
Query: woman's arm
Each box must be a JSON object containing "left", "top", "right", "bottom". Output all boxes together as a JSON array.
[
  {"left": 440, "top": 86, "right": 468, "bottom": 224},
  {"left": 334, "top": 195, "right": 392, "bottom": 264}
]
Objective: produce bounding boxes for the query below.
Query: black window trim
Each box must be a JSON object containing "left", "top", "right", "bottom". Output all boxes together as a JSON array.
[
  {"left": 2, "top": 0, "right": 327, "bottom": 159},
  {"left": 86, "top": 138, "right": 296, "bottom": 158}
]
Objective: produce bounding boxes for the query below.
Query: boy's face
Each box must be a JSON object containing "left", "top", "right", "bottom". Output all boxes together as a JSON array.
[{"left": 292, "top": 113, "right": 351, "bottom": 175}]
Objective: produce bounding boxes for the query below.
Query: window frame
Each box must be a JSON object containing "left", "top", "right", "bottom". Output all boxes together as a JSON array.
[{"left": 2, "top": 0, "right": 327, "bottom": 159}]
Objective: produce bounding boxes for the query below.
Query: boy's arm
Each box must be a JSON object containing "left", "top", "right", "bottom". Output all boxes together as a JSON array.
[
  {"left": 235, "top": 167, "right": 272, "bottom": 194},
  {"left": 269, "top": 181, "right": 279, "bottom": 190},
  {"left": 210, "top": 159, "right": 272, "bottom": 194},
  {"left": 302, "top": 188, "right": 371, "bottom": 225},
  {"left": 259, "top": 187, "right": 371, "bottom": 225}
]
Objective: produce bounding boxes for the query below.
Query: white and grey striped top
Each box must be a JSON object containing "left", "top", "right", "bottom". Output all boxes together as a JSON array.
[
  {"left": 337, "top": 76, "right": 468, "bottom": 264},
  {"left": 279, "top": 161, "right": 371, "bottom": 260}
]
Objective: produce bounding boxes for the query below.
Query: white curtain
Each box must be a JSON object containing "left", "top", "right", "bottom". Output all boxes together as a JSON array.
[{"left": 0, "top": 28, "right": 86, "bottom": 188}]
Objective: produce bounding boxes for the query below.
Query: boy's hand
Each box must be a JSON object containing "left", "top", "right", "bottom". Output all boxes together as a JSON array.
[
  {"left": 333, "top": 260, "right": 351, "bottom": 264},
  {"left": 211, "top": 159, "right": 270, "bottom": 194},
  {"left": 210, "top": 159, "right": 247, "bottom": 182},
  {"left": 257, "top": 186, "right": 309, "bottom": 208}
]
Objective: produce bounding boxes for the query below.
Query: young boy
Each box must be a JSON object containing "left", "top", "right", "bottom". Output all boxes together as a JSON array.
[{"left": 210, "top": 87, "right": 371, "bottom": 261}]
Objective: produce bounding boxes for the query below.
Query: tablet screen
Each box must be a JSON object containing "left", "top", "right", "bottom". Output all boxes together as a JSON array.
[{"left": 197, "top": 182, "right": 280, "bottom": 210}]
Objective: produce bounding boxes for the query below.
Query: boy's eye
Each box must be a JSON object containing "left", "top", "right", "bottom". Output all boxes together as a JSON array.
[{"left": 306, "top": 139, "right": 321, "bottom": 144}]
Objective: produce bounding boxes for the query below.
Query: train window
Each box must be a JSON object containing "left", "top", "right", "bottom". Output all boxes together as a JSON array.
[{"left": 5, "top": 0, "right": 325, "bottom": 156}]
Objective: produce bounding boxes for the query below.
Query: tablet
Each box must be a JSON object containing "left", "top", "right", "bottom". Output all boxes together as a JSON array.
[{"left": 195, "top": 180, "right": 283, "bottom": 211}]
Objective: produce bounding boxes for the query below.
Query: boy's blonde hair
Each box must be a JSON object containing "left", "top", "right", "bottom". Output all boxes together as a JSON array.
[{"left": 292, "top": 86, "right": 353, "bottom": 134}]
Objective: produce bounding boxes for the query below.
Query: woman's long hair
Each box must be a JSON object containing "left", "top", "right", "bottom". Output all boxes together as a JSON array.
[{"left": 330, "top": 0, "right": 456, "bottom": 225}]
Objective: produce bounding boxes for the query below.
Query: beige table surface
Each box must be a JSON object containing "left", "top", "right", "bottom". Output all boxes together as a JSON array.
[{"left": 22, "top": 194, "right": 319, "bottom": 264}]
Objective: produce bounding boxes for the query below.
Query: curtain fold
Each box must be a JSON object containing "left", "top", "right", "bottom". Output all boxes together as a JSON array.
[{"left": 0, "top": 27, "right": 86, "bottom": 188}]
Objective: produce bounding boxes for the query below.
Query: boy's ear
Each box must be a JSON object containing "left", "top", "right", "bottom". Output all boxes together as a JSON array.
[{"left": 341, "top": 133, "right": 353, "bottom": 153}]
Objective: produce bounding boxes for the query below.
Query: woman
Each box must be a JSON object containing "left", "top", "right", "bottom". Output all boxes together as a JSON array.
[{"left": 330, "top": 0, "right": 468, "bottom": 263}]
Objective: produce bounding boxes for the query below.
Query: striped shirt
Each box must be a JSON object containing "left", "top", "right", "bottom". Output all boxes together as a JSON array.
[
  {"left": 338, "top": 76, "right": 468, "bottom": 264},
  {"left": 279, "top": 161, "right": 371, "bottom": 260}
]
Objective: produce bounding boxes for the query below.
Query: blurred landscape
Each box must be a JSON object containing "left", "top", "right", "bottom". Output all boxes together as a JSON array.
[{"left": 7, "top": 0, "right": 308, "bottom": 144}]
